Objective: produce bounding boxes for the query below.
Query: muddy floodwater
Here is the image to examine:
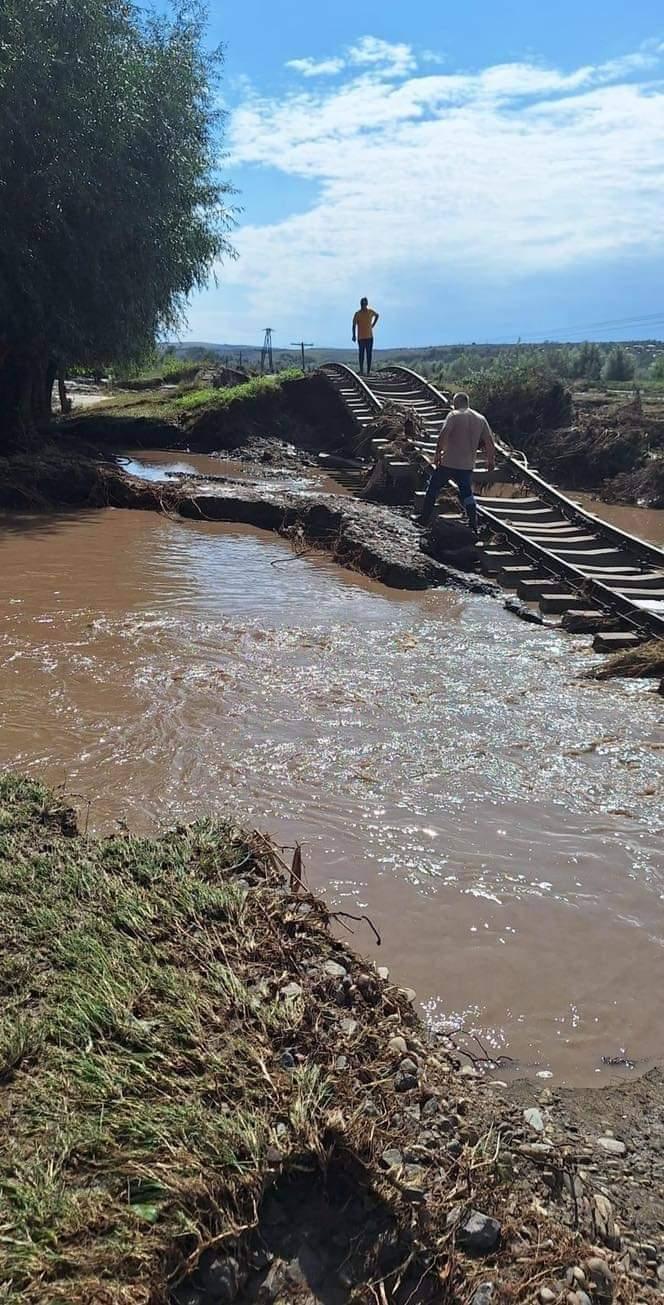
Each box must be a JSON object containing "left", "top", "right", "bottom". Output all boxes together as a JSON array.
[{"left": 1, "top": 504, "right": 663, "bottom": 1086}]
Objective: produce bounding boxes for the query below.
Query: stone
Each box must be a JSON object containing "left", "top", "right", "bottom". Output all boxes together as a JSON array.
[
  {"left": 596, "top": 1136, "right": 626, "bottom": 1156},
  {"left": 585, "top": 1258, "right": 613, "bottom": 1302},
  {"left": 172, "top": 1289, "right": 203, "bottom": 1305},
  {"left": 335, "top": 1055, "right": 348, "bottom": 1071},
  {"left": 377, "top": 966, "right": 390, "bottom": 981},
  {"left": 395, "top": 1071, "right": 418, "bottom": 1093},
  {"left": 539, "top": 1290, "right": 556, "bottom": 1304},
  {"left": 524, "top": 1107, "right": 545, "bottom": 1133},
  {"left": 416, "top": 1130, "right": 439, "bottom": 1151},
  {"left": 280, "top": 982, "right": 302, "bottom": 1000},
  {"left": 422, "top": 1097, "right": 440, "bottom": 1118},
  {"left": 657, "top": 1265, "right": 664, "bottom": 1284},
  {"left": 460, "top": 1064, "right": 479, "bottom": 1078},
  {"left": 399, "top": 1057, "right": 419, "bottom": 1076},
  {"left": 381, "top": 1147, "right": 403, "bottom": 1170},
  {"left": 399, "top": 987, "right": 417, "bottom": 1003},
  {"left": 340, "top": 1018, "right": 358, "bottom": 1037},
  {"left": 566, "top": 1268, "right": 586, "bottom": 1288},
  {"left": 279, "top": 1051, "right": 296, "bottom": 1070},
  {"left": 518, "top": 1142, "right": 553, "bottom": 1159},
  {"left": 458, "top": 1210, "right": 501, "bottom": 1255},
  {"left": 200, "top": 1255, "right": 241, "bottom": 1303},
  {"left": 323, "top": 959, "right": 347, "bottom": 980},
  {"left": 471, "top": 1285, "right": 495, "bottom": 1305},
  {"left": 388, "top": 1035, "right": 408, "bottom": 1057},
  {"left": 592, "top": 1194, "right": 621, "bottom": 1250}
]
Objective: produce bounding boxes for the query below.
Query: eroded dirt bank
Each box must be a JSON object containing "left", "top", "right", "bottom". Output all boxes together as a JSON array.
[
  {"left": 2, "top": 774, "right": 662, "bottom": 1304},
  {"left": 0, "top": 438, "right": 494, "bottom": 594}
]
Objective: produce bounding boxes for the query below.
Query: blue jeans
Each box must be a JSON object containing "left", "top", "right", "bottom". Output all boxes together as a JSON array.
[
  {"left": 358, "top": 339, "right": 373, "bottom": 373},
  {"left": 421, "top": 465, "right": 476, "bottom": 526}
]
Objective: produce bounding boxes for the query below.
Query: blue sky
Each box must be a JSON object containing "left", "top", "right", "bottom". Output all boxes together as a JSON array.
[{"left": 161, "top": 1, "right": 664, "bottom": 348}]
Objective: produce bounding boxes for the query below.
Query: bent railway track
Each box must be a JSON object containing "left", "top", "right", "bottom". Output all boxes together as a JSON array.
[{"left": 321, "top": 362, "right": 664, "bottom": 644}]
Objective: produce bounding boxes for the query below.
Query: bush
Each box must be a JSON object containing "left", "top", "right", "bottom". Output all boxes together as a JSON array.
[
  {"left": 460, "top": 363, "right": 573, "bottom": 436},
  {"left": 602, "top": 346, "right": 635, "bottom": 382}
]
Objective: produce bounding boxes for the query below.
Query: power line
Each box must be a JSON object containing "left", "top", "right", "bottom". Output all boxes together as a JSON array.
[{"left": 291, "top": 340, "right": 314, "bottom": 371}]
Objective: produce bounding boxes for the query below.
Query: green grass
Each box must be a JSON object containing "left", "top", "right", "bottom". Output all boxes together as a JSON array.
[
  {"left": 89, "top": 370, "right": 304, "bottom": 427},
  {"left": 0, "top": 775, "right": 337, "bottom": 1303}
]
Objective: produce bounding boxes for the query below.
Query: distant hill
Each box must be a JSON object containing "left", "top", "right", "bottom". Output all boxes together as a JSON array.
[{"left": 159, "top": 339, "right": 664, "bottom": 381}]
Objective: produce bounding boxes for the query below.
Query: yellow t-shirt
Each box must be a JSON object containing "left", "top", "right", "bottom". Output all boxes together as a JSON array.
[{"left": 353, "top": 308, "right": 376, "bottom": 340}]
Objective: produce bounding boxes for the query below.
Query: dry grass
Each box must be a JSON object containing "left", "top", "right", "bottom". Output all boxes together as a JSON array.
[{"left": 587, "top": 638, "right": 664, "bottom": 681}]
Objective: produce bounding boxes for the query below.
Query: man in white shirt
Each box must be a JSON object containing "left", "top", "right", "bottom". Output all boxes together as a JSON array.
[{"left": 418, "top": 392, "right": 496, "bottom": 534}]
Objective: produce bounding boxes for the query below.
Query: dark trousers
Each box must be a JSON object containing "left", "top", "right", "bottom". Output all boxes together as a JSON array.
[
  {"left": 358, "top": 339, "right": 373, "bottom": 374},
  {"left": 421, "top": 465, "right": 477, "bottom": 529}
]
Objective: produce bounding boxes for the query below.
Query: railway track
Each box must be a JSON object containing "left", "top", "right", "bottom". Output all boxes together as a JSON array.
[{"left": 321, "top": 362, "right": 664, "bottom": 644}]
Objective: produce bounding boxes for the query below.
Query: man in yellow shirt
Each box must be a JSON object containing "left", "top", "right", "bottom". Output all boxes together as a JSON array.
[{"left": 352, "top": 298, "right": 380, "bottom": 375}]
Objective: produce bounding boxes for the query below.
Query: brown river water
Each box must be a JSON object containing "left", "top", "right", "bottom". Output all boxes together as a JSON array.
[{"left": 1, "top": 459, "right": 663, "bottom": 1086}]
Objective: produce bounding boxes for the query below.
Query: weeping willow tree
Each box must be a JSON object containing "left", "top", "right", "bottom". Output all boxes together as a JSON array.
[{"left": 0, "top": 0, "right": 235, "bottom": 444}]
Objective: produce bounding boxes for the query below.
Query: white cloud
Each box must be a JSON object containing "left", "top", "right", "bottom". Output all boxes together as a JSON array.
[
  {"left": 285, "top": 35, "right": 418, "bottom": 82},
  {"left": 215, "top": 40, "right": 664, "bottom": 341},
  {"left": 285, "top": 56, "right": 345, "bottom": 78},
  {"left": 347, "top": 36, "right": 417, "bottom": 78}
]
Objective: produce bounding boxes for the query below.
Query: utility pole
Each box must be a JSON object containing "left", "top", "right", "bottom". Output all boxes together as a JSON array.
[
  {"left": 291, "top": 340, "right": 314, "bottom": 371},
  {"left": 261, "top": 328, "right": 274, "bottom": 374}
]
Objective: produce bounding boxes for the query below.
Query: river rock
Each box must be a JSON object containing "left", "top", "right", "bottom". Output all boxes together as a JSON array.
[
  {"left": 335, "top": 1055, "right": 348, "bottom": 1071},
  {"left": 388, "top": 1035, "right": 408, "bottom": 1057},
  {"left": 471, "top": 1285, "right": 495, "bottom": 1305},
  {"left": 280, "top": 981, "right": 302, "bottom": 1000},
  {"left": 596, "top": 1136, "right": 626, "bottom": 1156},
  {"left": 280, "top": 1051, "right": 296, "bottom": 1070},
  {"left": 340, "top": 1018, "right": 358, "bottom": 1037},
  {"left": 458, "top": 1210, "right": 501, "bottom": 1255},
  {"left": 377, "top": 965, "right": 390, "bottom": 981},
  {"left": 381, "top": 1147, "right": 403, "bottom": 1170},
  {"left": 395, "top": 1071, "right": 418, "bottom": 1093},
  {"left": 524, "top": 1107, "right": 545, "bottom": 1133},
  {"left": 539, "top": 1290, "right": 556, "bottom": 1304},
  {"left": 585, "top": 1258, "right": 613, "bottom": 1302},
  {"left": 592, "top": 1193, "right": 621, "bottom": 1249},
  {"left": 399, "top": 987, "right": 417, "bottom": 1003},
  {"left": 323, "top": 959, "right": 347, "bottom": 980},
  {"left": 399, "top": 1057, "right": 419, "bottom": 1076}
]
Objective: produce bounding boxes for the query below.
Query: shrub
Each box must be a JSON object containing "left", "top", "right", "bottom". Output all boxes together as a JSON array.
[{"left": 461, "top": 362, "right": 573, "bottom": 436}]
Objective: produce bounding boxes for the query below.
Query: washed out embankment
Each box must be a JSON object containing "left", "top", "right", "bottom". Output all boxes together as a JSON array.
[
  {"left": 2, "top": 773, "right": 663, "bottom": 1304},
  {"left": 0, "top": 432, "right": 496, "bottom": 595}
]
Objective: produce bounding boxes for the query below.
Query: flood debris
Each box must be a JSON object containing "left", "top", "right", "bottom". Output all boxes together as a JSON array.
[
  {"left": 1, "top": 774, "right": 663, "bottom": 1303},
  {"left": 585, "top": 637, "right": 664, "bottom": 683}
]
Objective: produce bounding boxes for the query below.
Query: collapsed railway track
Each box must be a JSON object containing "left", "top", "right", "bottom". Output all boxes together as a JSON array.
[{"left": 321, "top": 362, "right": 664, "bottom": 646}]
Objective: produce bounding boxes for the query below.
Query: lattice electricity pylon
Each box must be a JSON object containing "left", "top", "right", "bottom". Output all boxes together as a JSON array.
[
  {"left": 260, "top": 328, "right": 274, "bottom": 374},
  {"left": 291, "top": 341, "right": 314, "bottom": 371}
]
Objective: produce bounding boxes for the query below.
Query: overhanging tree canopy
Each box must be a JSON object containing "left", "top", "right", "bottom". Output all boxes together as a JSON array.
[{"left": 0, "top": 0, "right": 234, "bottom": 439}]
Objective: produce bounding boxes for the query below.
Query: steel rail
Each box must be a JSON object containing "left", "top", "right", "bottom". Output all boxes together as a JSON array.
[
  {"left": 386, "top": 366, "right": 664, "bottom": 567},
  {"left": 321, "top": 360, "right": 664, "bottom": 638},
  {"left": 320, "top": 362, "right": 383, "bottom": 413}
]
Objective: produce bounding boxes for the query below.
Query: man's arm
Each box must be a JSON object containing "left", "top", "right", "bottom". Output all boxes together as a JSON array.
[
  {"left": 352, "top": 311, "right": 358, "bottom": 342},
  {"left": 435, "top": 414, "right": 450, "bottom": 467},
  {"left": 371, "top": 311, "right": 380, "bottom": 328},
  {"left": 481, "top": 419, "right": 496, "bottom": 470}
]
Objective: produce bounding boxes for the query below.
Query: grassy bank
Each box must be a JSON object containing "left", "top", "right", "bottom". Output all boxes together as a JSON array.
[
  {"left": 63, "top": 370, "right": 354, "bottom": 455},
  {"left": 1, "top": 774, "right": 660, "bottom": 1304}
]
